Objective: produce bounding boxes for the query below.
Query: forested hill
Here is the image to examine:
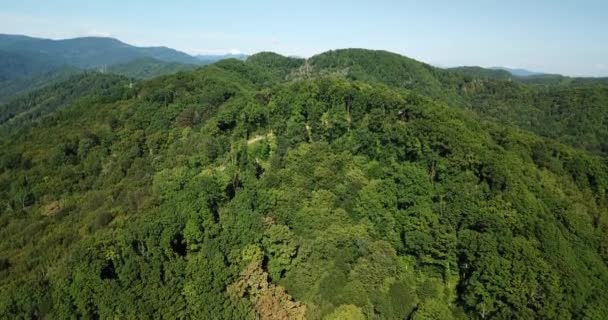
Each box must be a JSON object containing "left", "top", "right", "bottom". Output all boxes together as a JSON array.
[
  {"left": 0, "top": 73, "right": 131, "bottom": 133},
  {"left": 106, "top": 58, "right": 198, "bottom": 79},
  {"left": 0, "top": 50, "right": 79, "bottom": 102},
  {"left": 246, "top": 49, "right": 608, "bottom": 155},
  {"left": 1, "top": 49, "right": 608, "bottom": 319},
  {"left": 0, "top": 50, "right": 62, "bottom": 82}
]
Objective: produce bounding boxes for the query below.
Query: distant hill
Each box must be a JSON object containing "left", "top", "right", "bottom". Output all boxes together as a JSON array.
[
  {"left": 2, "top": 35, "right": 607, "bottom": 153},
  {"left": 0, "top": 65, "right": 80, "bottom": 104},
  {"left": 196, "top": 53, "right": 248, "bottom": 64},
  {"left": 491, "top": 66, "right": 544, "bottom": 77},
  {"left": 307, "top": 49, "right": 445, "bottom": 98},
  {"left": 0, "top": 72, "right": 129, "bottom": 133},
  {"left": 0, "top": 34, "right": 206, "bottom": 101},
  {"left": 0, "top": 34, "right": 202, "bottom": 68},
  {"left": 107, "top": 57, "right": 198, "bottom": 79},
  {"left": 0, "top": 50, "right": 81, "bottom": 102},
  {"left": 447, "top": 66, "right": 514, "bottom": 80}
]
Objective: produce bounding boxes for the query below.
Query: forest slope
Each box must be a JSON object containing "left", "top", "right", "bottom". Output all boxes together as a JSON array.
[
  {"left": 0, "top": 52, "right": 607, "bottom": 319},
  {"left": 249, "top": 49, "right": 608, "bottom": 155}
]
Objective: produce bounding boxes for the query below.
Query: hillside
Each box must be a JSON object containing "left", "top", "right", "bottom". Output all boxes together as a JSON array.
[
  {"left": 446, "top": 66, "right": 513, "bottom": 81},
  {"left": 267, "top": 49, "right": 608, "bottom": 155},
  {"left": 308, "top": 49, "right": 445, "bottom": 98},
  {"left": 1, "top": 50, "right": 607, "bottom": 319},
  {"left": 0, "top": 72, "right": 131, "bottom": 134},
  {"left": 0, "top": 35, "right": 206, "bottom": 103},
  {"left": 0, "top": 66, "right": 81, "bottom": 104},
  {"left": 490, "top": 67, "right": 544, "bottom": 77},
  {"left": 0, "top": 50, "right": 62, "bottom": 82},
  {"left": 107, "top": 57, "right": 198, "bottom": 79}
]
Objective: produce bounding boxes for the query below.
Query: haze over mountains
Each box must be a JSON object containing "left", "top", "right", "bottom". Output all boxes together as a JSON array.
[
  {"left": 0, "top": 34, "right": 251, "bottom": 101},
  {"left": 1, "top": 33, "right": 608, "bottom": 319},
  {"left": 0, "top": 34, "right": 252, "bottom": 68},
  {"left": 0, "top": 34, "right": 201, "bottom": 67},
  {"left": 0, "top": 34, "right": 578, "bottom": 79}
]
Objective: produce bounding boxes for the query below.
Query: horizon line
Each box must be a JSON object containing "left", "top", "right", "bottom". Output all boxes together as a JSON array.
[{"left": 2, "top": 32, "right": 608, "bottom": 78}]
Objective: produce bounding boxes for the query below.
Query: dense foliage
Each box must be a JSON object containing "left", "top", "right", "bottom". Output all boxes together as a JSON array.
[
  {"left": 0, "top": 65, "right": 80, "bottom": 104},
  {"left": 0, "top": 73, "right": 131, "bottom": 134},
  {"left": 306, "top": 49, "right": 608, "bottom": 155},
  {"left": 1, "top": 49, "right": 607, "bottom": 319},
  {"left": 0, "top": 50, "right": 82, "bottom": 103}
]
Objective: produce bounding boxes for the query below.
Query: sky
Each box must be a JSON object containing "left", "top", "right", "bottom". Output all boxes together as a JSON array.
[{"left": 1, "top": 0, "right": 607, "bottom": 76}]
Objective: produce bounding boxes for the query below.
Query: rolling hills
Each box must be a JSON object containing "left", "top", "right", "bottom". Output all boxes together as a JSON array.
[
  {"left": 0, "top": 34, "right": 207, "bottom": 102},
  {"left": 106, "top": 58, "right": 198, "bottom": 79},
  {"left": 0, "top": 48, "right": 607, "bottom": 319},
  {"left": 0, "top": 34, "right": 201, "bottom": 67}
]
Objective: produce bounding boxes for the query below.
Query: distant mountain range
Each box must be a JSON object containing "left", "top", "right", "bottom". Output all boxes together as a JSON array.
[
  {"left": 0, "top": 34, "right": 201, "bottom": 67},
  {"left": 2, "top": 33, "right": 605, "bottom": 105},
  {"left": 490, "top": 66, "right": 545, "bottom": 77},
  {"left": 0, "top": 34, "right": 251, "bottom": 68},
  {"left": 196, "top": 53, "right": 248, "bottom": 64},
  {"left": 0, "top": 34, "right": 254, "bottom": 102},
  {"left": 445, "top": 65, "right": 546, "bottom": 78}
]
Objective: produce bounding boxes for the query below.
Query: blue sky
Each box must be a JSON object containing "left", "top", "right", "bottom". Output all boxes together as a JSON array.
[{"left": 1, "top": 0, "right": 607, "bottom": 76}]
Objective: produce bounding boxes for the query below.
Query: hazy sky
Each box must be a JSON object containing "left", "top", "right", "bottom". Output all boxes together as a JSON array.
[{"left": 1, "top": 0, "right": 607, "bottom": 76}]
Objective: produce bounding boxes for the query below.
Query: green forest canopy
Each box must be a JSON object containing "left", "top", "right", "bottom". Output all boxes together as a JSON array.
[{"left": 0, "top": 49, "right": 607, "bottom": 319}]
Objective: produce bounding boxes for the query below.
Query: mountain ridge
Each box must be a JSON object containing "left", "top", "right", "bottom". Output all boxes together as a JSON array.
[
  {"left": 490, "top": 66, "right": 544, "bottom": 77},
  {"left": 0, "top": 33, "right": 202, "bottom": 67},
  {"left": 1, "top": 51, "right": 607, "bottom": 318}
]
